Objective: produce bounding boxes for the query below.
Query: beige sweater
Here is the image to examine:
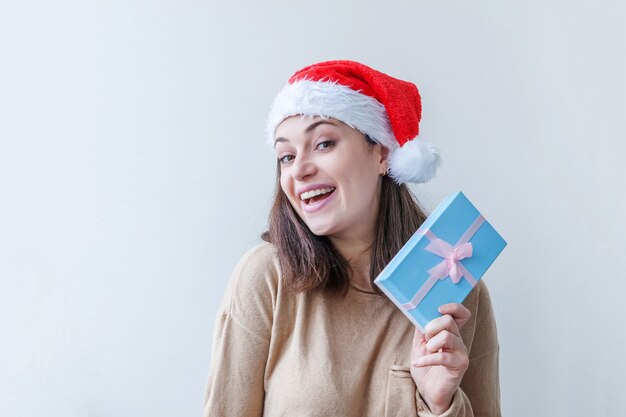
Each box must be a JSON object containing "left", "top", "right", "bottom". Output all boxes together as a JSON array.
[{"left": 202, "top": 243, "right": 501, "bottom": 417}]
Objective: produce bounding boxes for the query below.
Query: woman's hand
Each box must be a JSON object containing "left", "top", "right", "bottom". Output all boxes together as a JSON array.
[{"left": 410, "top": 303, "right": 472, "bottom": 415}]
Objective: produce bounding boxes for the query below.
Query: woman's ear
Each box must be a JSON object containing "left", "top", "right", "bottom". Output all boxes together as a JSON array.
[
  {"left": 378, "top": 145, "right": 390, "bottom": 175},
  {"left": 380, "top": 145, "right": 390, "bottom": 162}
]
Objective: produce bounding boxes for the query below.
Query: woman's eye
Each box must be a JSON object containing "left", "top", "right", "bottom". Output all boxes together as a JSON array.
[
  {"left": 278, "top": 154, "right": 294, "bottom": 164},
  {"left": 316, "top": 139, "right": 335, "bottom": 150}
]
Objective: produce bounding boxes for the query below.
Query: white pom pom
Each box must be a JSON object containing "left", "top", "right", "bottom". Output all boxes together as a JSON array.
[{"left": 388, "top": 138, "right": 442, "bottom": 184}]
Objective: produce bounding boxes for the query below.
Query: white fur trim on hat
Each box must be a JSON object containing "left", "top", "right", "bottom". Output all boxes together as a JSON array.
[{"left": 266, "top": 79, "right": 398, "bottom": 153}]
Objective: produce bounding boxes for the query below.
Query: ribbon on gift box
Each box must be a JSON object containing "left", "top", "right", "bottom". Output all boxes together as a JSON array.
[{"left": 402, "top": 214, "right": 485, "bottom": 311}]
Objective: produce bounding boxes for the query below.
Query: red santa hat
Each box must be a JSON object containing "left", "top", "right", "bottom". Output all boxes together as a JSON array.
[{"left": 267, "top": 60, "right": 442, "bottom": 184}]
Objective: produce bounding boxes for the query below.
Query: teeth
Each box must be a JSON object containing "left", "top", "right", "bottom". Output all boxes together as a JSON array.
[{"left": 300, "top": 187, "right": 335, "bottom": 200}]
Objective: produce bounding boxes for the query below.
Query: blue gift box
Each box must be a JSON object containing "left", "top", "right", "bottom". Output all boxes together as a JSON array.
[{"left": 374, "top": 191, "right": 507, "bottom": 332}]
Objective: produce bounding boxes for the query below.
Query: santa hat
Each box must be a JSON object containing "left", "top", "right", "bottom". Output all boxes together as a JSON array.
[{"left": 267, "top": 60, "right": 442, "bottom": 184}]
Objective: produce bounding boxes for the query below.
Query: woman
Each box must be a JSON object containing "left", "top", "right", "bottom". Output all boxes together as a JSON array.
[{"left": 203, "top": 60, "right": 501, "bottom": 416}]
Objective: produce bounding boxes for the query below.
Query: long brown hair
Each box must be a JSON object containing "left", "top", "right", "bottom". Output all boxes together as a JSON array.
[{"left": 261, "top": 142, "right": 429, "bottom": 298}]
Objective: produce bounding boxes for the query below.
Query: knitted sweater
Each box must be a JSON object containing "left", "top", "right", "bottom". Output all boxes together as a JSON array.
[{"left": 202, "top": 243, "right": 501, "bottom": 417}]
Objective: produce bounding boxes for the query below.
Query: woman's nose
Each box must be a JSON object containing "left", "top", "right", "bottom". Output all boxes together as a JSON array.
[{"left": 291, "top": 154, "right": 316, "bottom": 181}]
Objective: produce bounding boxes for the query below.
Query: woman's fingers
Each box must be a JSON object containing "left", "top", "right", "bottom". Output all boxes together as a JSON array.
[
  {"left": 438, "top": 303, "right": 471, "bottom": 329},
  {"left": 412, "top": 303, "right": 472, "bottom": 370},
  {"left": 412, "top": 350, "right": 470, "bottom": 370},
  {"left": 424, "top": 314, "right": 461, "bottom": 341},
  {"left": 424, "top": 329, "right": 466, "bottom": 354},
  {"left": 423, "top": 303, "right": 472, "bottom": 341},
  {"left": 412, "top": 329, "right": 468, "bottom": 370}
]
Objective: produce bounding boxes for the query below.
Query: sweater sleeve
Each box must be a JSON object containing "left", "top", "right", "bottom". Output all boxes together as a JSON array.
[
  {"left": 415, "top": 280, "right": 502, "bottom": 417},
  {"left": 202, "top": 244, "right": 278, "bottom": 417}
]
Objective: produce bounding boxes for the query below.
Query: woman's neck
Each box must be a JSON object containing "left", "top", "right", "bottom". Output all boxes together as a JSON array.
[{"left": 329, "top": 234, "right": 375, "bottom": 291}]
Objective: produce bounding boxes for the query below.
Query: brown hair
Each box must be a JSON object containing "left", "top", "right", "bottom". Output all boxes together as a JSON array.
[{"left": 261, "top": 141, "right": 429, "bottom": 298}]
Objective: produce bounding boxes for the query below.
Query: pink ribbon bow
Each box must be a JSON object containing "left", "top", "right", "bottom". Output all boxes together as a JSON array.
[
  {"left": 425, "top": 240, "right": 473, "bottom": 284},
  {"left": 402, "top": 215, "right": 485, "bottom": 311}
]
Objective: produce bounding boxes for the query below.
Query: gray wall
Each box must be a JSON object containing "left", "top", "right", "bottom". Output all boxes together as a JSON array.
[{"left": 1, "top": 0, "right": 624, "bottom": 416}]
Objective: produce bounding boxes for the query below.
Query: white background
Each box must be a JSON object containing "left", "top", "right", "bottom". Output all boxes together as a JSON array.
[{"left": 1, "top": 1, "right": 625, "bottom": 416}]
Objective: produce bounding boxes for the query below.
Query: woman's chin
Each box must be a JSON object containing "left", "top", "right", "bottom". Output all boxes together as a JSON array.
[{"left": 305, "top": 221, "right": 337, "bottom": 237}]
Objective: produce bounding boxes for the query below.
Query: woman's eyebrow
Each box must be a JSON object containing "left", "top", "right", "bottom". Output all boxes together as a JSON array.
[
  {"left": 274, "top": 120, "right": 338, "bottom": 147},
  {"left": 274, "top": 137, "right": 289, "bottom": 147},
  {"left": 304, "top": 120, "right": 337, "bottom": 133}
]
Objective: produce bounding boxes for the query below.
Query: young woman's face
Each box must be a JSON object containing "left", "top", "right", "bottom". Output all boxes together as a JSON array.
[{"left": 274, "top": 115, "right": 387, "bottom": 240}]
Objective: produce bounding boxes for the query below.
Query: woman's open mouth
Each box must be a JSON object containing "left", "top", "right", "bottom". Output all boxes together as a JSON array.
[{"left": 299, "top": 186, "right": 336, "bottom": 213}]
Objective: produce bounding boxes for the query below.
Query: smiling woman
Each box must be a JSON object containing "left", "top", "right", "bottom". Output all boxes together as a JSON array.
[
  {"left": 202, "top": 60, "right": 502, "bottom": 417},
  {"left": 269, "top": 116, "right": 425, "bottom": 294}
]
